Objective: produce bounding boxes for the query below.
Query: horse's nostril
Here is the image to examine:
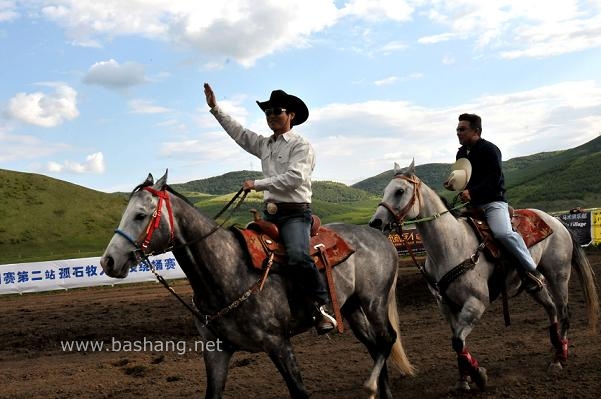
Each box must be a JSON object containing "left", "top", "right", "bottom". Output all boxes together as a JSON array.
[
  {"left": 100, "top": 255, "right": 114, "bottom": 272},
  {"left": 369, "top": 219, "right": 383, "bottom": 229}
]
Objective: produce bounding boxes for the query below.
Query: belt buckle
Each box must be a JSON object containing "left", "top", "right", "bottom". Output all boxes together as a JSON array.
[{"left": 266, "top": 203, "right": 278, "bottom": 215}]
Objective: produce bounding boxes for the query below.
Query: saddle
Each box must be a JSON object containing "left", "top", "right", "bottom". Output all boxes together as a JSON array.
[
  {"left": 464, "top": 208, "right": 553, "bottom": 260},
  {"left": 231, "top": 212, "right": 355, "bottom": 334},
  {"left": 233, "top": 215, "right": 355, "bottom": 271}
]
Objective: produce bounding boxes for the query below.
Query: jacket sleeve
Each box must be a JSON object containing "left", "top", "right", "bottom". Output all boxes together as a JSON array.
[{"left": 210, "top": 105, "right": 266, "bottom": 158}]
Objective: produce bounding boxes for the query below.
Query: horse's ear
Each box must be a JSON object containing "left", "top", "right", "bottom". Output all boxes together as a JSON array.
[
  {"left": 144, "top": 173, "right": 154, "bottom": 186},
  {"left": 405, "top": 158, "right": 415, "bottom": 176},
  {"left": 154, "top": 169, "right": 168, "bottom": 189},
  {"left": 393, "top": 162, "right": 402, "bottom": 175}
]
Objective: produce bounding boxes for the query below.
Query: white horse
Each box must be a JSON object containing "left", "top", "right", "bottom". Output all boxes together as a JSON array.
[{"left": 369, "top": 161, "right": 599, "bottom": 391}]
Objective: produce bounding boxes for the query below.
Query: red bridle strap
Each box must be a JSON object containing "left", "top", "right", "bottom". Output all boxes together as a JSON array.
[{"left": 140, "top": 186, "right": 175, "bottom": 250}]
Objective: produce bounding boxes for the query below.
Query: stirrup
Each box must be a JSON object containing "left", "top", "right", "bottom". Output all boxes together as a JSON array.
[{"left": 523, "top": 270, "right": 545, "bottom": 293}]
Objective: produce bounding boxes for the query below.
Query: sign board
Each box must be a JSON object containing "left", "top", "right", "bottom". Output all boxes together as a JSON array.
[
  {"left": 557, "top": 210, "right": 593, "bottom": 246},
  {"left": 0, "top": 253, "right": 185, "bottom": 295},
  {"left": 592, "top": 209, "right": 601, "bottom": 246},
  {"left": 387, "top": 226, "right": 426, "bottom": 255}
]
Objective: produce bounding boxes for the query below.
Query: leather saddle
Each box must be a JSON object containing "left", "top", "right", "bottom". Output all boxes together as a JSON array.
[
  {"left": 232, "top": 214, "right": 355, "bottom": 272},
  {"left": 464, "top": 207, "right": 554, "bottom": 260}
]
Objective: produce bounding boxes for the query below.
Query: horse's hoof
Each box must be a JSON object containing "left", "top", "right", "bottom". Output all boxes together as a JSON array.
[
  {"left": 363, "top": 381, "right": 377, "bottom": 399},
  {"left": 547, "top": 361, "right": 563, "bottom": 375},
  {"left": 470, "top": 367, "right": 488, "bottom": 391},
  {"left": 454, "top": 379, "right": 471, "bottom": 391}
]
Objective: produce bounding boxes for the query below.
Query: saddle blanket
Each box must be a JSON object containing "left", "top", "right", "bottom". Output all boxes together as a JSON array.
[
  {"left": 233, "top": 225, "right": 355, "bottom": 271},
  {"left": 468, "top": 209, "right": 553, "bottom": 259}
]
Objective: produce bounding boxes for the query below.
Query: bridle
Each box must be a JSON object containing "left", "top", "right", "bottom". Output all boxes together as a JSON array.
[
  {"left": 114, "top": 185, "right": 247, "bottom": 260},
  {"left": 377, "top": 174, "right": 423, "bottom": 229},
  {"left": 111, "top": 184, "right": 270, "bottom": 327},
  {"left": 114, "top": 186, "right": 175, "bottom": 260},
  {"left": 376, "top": 173, "right": 479, "bottom": 305},
  {"left": 377, "top": 173, "right": 467, "bottom": 230}
]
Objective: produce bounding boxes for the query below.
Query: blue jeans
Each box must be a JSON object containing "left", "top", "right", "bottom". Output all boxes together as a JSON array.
[
  {"left": 479, "top": 201, "right": 537, "bottom": 271},
  {"left": 264, "top": 209, "right": 329, "bottom": 305}
]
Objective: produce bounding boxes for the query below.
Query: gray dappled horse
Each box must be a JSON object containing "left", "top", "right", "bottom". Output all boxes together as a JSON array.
[
  {"left": 369, "top": 161, "right": 599, "bottom": 391},
  {"left": 100, "top": 172, "right": 414, "bottom": 399}
]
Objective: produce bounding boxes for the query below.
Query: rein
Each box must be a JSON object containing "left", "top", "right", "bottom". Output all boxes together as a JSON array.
[
  {"left": 378, "top": 174, "right": 467, "bottom": 228},
  {"left": 114, "top": 185, "right": 269, "bottom": 326},
  {"left": 379, "top": 174, "right": 481, "bottom": 299}
]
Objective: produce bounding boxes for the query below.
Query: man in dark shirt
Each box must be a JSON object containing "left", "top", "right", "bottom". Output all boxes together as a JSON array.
[{"left": 446, "top": 113, "right": 545, "bottom": 292}]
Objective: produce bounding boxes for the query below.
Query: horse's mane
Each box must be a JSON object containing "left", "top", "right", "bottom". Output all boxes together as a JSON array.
[
  {"left": 129, "top": 181, "right": 153, "bottom": 198},
  {"left": 129, "top": 182, "right": 196, "bottom": 208}
]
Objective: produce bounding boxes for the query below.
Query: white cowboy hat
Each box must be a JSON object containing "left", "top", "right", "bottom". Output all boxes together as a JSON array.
[{"left": 444, "top": 158, "right": 472, "bottom": 191}]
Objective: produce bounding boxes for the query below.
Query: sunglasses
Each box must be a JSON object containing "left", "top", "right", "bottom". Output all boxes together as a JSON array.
[
  {"left": 456, "top": 127, "right": 469, "bottom": 132},
  {"left": 264, "top": 107, "right": 287, "bottom": 117}
]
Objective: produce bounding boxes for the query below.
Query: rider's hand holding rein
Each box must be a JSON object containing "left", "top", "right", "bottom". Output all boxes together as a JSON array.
[
  {"left": 459, "top": 190, "right": 471, "bottom": 203},
  {"left": 243, "top": 179, "right": 256, "bottom": 192}
]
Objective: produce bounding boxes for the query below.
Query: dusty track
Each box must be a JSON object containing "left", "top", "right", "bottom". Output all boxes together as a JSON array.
[{"left": 1, "top": 252, "right": 600, "bottom": 399}]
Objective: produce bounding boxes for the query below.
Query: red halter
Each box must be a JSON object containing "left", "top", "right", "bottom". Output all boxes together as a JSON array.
[{"left": 139, "top": 186, "right": 175, "bottom": 251}]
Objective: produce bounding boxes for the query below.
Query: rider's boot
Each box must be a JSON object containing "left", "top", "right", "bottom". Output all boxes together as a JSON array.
[{"left": 313, "top": 302, "right": 337, "bottom": 335}]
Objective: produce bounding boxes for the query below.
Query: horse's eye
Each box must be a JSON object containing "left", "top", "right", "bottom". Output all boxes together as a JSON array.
[
  {"left": 395, "top": 188, "right": 404, "bottom": 196},
  {"left": 134, "top": 213, "right": 146, "bottom": 221}
]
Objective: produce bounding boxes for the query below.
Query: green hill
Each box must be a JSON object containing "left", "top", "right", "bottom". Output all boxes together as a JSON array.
[
  {"left": 352, "top": 163, "right": 450, "bottom": 196},
  {"left": 172, "top": 170, "right": 264, "bottom": 194},
  {"left": 352, "top": 136, "right": 601, "bottom": 210},
  {"left": 0, "top": 169, "right": 126, "bottom": 264}
]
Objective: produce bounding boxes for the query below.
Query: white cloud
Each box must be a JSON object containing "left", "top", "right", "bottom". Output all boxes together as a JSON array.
[
  {"left": 13, "top": 0, "right": 601, "bottom": 68},
  {"left": 378, "top": 41, "right": 408, "bottom": 53},
  {"left": 82, "top": 59, "right": 147, "bottom": 90},
  {"left": 7, "top": 83, "right": 79, "bottom": 127},
  {"left": 47, "top": 152, "right": 105, "bottom": 174},
  {"left": 128, "top": 99, "right": 171, "bottom": 114},
  {"left": 374, "top": 76, "right": 399, "bottom": 86},
  {"left": 31, "top": 0, "right": 340, "bottom": 68},
  {"left": 303, "top": 80, "right": 601, "bottom": 183},
  {"left": 0, "top": 1, "right": 18, "bottom": 22},
  {"left": 418, "top": 0, "right": 601, "bottom": 58},
  {"left": 340, "top": 0, "right": 414, "bottom": 22},
  {"left": 442, "top": 55, "right": 455, "bottom": 65},
  {"left": 0, "top": 131, "right": 67, "bottom": 162}
]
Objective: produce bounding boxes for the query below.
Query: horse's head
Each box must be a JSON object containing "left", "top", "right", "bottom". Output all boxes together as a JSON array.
[
  {"left": 100, "top": 171, "right": 174, "bottom": 278},
  {"left": 369, "top": 160, "right": 422, "bottom": 231}
]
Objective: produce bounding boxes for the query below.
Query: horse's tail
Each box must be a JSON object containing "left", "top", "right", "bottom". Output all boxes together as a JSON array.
[
  {"left": 387, "top": 272, "right": 416, "bottom": 376},
  {"left": 569, "top": 230, "right": 600, "bottom": 333}
]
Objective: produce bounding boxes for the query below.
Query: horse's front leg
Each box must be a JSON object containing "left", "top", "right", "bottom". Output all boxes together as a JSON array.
[
  {"left": 194, "top": 322, "right": 235, "bottom": 399},
  {"left": 201, "top": 338, "right": 234, "bottom": 399},
  {"left": 267, "top": 339, "right": 309, "bottom": 399},
  {"left": 446, "top": 298, "right": 488, "bottom": 391}
]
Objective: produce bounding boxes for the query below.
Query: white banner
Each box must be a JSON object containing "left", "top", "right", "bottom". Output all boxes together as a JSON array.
[{"left": 0, "top": 253, "right": 185, "bottom": 295}]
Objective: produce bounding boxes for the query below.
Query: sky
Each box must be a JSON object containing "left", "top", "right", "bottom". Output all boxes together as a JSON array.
[{"left": 1, "top": 0, "right": 601, "bottom": 193}]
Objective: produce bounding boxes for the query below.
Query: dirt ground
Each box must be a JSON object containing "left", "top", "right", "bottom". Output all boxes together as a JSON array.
[{"left": 1, "top": 251, "right": 601, "bottom": 399}]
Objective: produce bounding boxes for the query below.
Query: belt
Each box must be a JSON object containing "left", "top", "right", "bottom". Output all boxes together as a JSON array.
[{"left": 264, "top": 202, "right": 310, "bottom": 215}]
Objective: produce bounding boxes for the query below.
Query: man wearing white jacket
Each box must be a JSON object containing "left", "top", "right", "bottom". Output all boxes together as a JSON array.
[{"left": 203, "top": 83, "right": 336, "bottom": 335}]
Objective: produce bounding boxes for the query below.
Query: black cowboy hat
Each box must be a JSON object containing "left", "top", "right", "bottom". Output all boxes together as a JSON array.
[{"left": 256, "top": 89, "right": 309, "bottom": 126}]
